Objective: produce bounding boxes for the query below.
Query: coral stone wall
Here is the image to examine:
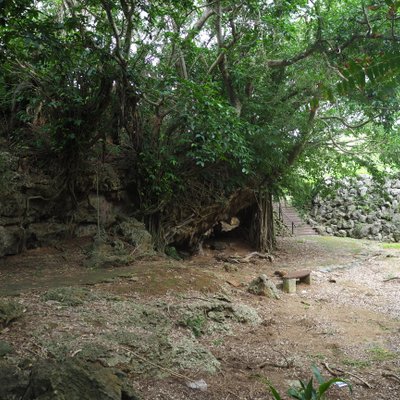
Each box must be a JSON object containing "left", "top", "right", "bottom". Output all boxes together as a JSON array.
[{"left": 309, "top": 175, "right": 400, "bottom": 242}]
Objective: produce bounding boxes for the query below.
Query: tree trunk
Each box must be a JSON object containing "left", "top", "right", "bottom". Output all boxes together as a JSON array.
[
  {"left": 146, "top": 188, "right": 256, "bottom": 252},
  {"left": 249, "top": 190, "right": 275, "bottom": 252},
  {"left": 145, "top": 212, "right": 164, "bottom": 251},
  {"left": 143, "top": 188, "right": 276, "bottom": 254}
]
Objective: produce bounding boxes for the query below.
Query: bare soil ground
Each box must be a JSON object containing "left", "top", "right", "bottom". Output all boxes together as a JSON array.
[{"left": 1, "top": 235, "right": 400, "bottom": 399}]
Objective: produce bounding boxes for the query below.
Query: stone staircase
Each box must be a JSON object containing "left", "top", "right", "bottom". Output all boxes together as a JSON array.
[{"left": 275, "top": 202, "right": 318, "bottom": 236}]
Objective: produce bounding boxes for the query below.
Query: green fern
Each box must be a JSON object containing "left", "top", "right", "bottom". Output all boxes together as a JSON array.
[{"left": 269, "top": 365, "right": 352, "bottom": 400}]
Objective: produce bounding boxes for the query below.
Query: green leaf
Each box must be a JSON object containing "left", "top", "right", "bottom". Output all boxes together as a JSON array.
[
  {"left": 365, "top": 67, "right": 375, "bottom": 81},
  {"left": 287, "top": 387, "right": 304, "bottom": 400},
  {"left": 354, "top": 70, "right": 365, "bottom": 88},
  {"left": 318, "top": 378, "right": 353, "bottom": 396},
  {"left": 347, "top": 77, "right": 356, "bottom": 90},
  {"left": 311, "top": 365, "right": 324, "bottom": 385},
  {"left": 304, "top": 378, "right": 315, "bottom": 399},
  {"left": 325, "top": 87, "right": 335, "bottom": 103},
  {"left": 269, "top": 384, "right": 283, "bottom": 400},
  {"left": 310, "top": 97, "right": 319, "bottom": 109},
  {"left": 348, "top": 60, "right": 361, "bottom": 75}
]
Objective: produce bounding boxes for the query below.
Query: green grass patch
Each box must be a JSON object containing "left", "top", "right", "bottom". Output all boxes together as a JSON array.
[
  {"left": 382, "top": 243, "right": 400, "bottom": 249},
  {"left": 305, "top": 236, "right": 364, "bottom": 254},
  {"left": 368, "top": 345, "right": 397, "bottom": 362},
  {"left": 42, "top": 287, "right": 96, "bottom": 306},
  {"left": 182, "top": 314, "right": 207, "bottom": 338},
  {"left": 342, "top": 358, "right": 371, "bottom": 368}
]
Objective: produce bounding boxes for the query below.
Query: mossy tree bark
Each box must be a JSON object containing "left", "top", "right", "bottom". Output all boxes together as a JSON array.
[{"left": 248, "top": 189, "right": 275, "bottom": 253}]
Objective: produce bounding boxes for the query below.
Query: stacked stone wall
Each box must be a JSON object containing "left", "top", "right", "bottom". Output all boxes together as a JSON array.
[{"left": 309, "top": 175, "right": 400, "bottom": 242}]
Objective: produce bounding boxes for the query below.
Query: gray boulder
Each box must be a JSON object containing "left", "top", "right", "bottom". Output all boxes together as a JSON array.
[
  {"left": 22, "top": 358, "right": 140, "bottom": 400},
  {"left": 0, "top": 341, "right": 13, "bottom": 357},
  {"left": 315, "top": 225, "right": 326, "bottom": 235},
  {"left": 248, "top": 274, "right": 280, "bottom": 299},
  {"left": 115, "top": 218, "right": 153, "bottom": 253},
  {"left": 353, "top": 223, "right": 371, "bottom": 239},
  {"left": 0, "top": 361, "right": 30, "bottom": 400},
  {"left": 0, "top": 300, "right": 24, "bottom": 328},
  {"left": 370, "top": 223, "right": 382, "bottom": 235},
  {"left": 26, "top": 222, "right": 69, "bottom": 248},
  {"left": 393, "top": 232, "right": 400, "bottom": 242},
  {"left": 358, "top": 214, "right": 367, "bottom": 223},
  {"left": 0, "top": 226, "right": 24, "bottom": 256}
]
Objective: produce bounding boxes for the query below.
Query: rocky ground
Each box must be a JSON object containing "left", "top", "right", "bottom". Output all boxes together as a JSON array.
[{"left": 0, "top": 235, "right": 399, "bottom": 399}]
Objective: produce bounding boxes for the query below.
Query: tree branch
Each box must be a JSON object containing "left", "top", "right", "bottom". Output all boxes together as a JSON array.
[
  {"left": 172, "top": 19, "right": 188, "bottom": 80},
  {"left": 120, "top": 0, "right": 134, "bottom": 58},
  {"left": 207, "top": 34, "right": 242, "bottom": 74},
  {"left": 286, "top": 107, "right": 318, "bottom": 167},
  {"left": 267, "top": 41, "right": 320, "bottom": 68},
  {"left": 213, "top": 0, "right": 241, "bottom": 115},
  {"left": 319, "top": 116, "right": 372, "bottom": 129},
  {"left": 100, "top": 0, "right": 125, "bottom": 66},
  {"left": 184, "top": 7, "right": 215, "bottom": 42},
  {"left": 267, "top": 3, "right": 323, "bottom": 68},
  {"left": 362, "top": 3, "right": 372, "bottom": 36}
]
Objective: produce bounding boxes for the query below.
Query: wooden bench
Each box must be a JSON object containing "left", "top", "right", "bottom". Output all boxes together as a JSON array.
[{"left": 282, "top": 269, "right": 311, "bottom": 293}]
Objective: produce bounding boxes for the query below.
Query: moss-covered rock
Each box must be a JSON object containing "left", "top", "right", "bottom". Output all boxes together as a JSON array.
[
  {"left": 42, "top": 287, "right": 95, "bottom": 306},
  {"left": 84, "top": 237, "right": 133, "bottom": 269},
  {"left": 26, "top": 222, "right": 70, "bottom": 248},
  {"left": 114, "top": 218, "right": 154, "bottom": 254},
  {"left": 109, "top": 331, "right": 174, "bottom": 375},
  {"left": 230, "top": 303, "right": 263, "bottom": 324},
  {"left": 0, "top": 340, "right": 13, "bottom": 357},
  {"left": 80, "top": 301, "right": 220, "bottom": 377},
  {"left": 0, "top": 151, "right": 19, "bottom": 197},
  {"left": 172, "top": 337, "right": 220, "bottom": 373},
  {"left": 248, "top": 274, "right": 280, "bottom": 299},
  {"left": 180, "top": 298, "right": 261, "bottom": 336},
  {"left": 0, "top": 299, "right": 24, "bottom": 327},
  {"left": 22, "top": 358, "right": 140, "bottom": 400},
  {"left": 0, "top": 226, "right": 24, "bottom": 257},
  {"left": 0, "top": 360, "right": 30, "bottom": 400}
]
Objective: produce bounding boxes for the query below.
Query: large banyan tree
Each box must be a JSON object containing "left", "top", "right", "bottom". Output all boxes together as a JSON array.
[{"left": 1, "top": 0, "right": 400, "bottom": 252}]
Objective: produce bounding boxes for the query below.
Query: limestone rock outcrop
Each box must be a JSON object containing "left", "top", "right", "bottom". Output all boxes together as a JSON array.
[{"left": 0, "top": 149, "right": 153, "bottom": 257}]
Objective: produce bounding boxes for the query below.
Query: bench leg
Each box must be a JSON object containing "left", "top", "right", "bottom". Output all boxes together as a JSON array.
[
  {"left": 303, "top": 274, "right": 311, "bottom": 285},
  {"left": 283, "top": 278, "right": 296, "bottom": 293}
]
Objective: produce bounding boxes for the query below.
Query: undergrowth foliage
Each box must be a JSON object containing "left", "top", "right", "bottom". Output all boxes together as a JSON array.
[
  {"left": 269, "top": 365, "right": 352, "bottom": 400},
  {"left": 1, "top": 0, "right": 400, "bottom": 249}
]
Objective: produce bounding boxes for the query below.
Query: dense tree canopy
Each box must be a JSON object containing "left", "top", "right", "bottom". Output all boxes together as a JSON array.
[{"left": 1, "top": 0, "right": 400, "bottom": 250}]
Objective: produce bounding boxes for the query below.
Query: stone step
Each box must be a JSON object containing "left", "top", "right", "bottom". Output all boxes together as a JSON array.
[{"left": 274, "top": 203, "right": 318, "bottom": 236}]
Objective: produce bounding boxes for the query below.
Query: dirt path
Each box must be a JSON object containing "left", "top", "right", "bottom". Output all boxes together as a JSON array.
[{"left": 1, "top": 236, "right": 399, "bottom": 399}]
